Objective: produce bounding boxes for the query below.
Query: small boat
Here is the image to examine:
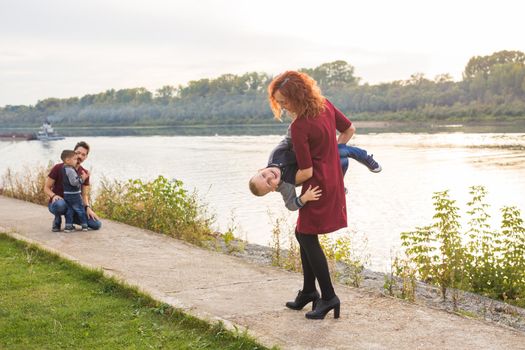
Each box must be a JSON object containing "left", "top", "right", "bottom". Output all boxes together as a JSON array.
[{"left": 35, "top": 120, "right": 65, "bottom": 141}]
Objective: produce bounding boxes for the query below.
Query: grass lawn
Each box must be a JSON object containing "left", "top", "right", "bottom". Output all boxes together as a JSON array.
[{"left": 0, "top": 233, "right": 270, "bottom": 349}]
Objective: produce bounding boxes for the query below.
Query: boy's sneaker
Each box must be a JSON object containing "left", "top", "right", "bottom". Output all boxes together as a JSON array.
[
  {"left": 52, "top": 225, "right": 61, "bottom": 232},
  {"left": 81, "top": 225, "right": 89, "bottom": 232},
  {"left": 361, "top": 154, "right": 382, "bottom": 173},
  {"left": 64, "top": 225, "right": 75, "bottom": 233}
]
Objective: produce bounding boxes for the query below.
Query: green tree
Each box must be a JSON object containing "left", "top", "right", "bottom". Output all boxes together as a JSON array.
[
  {"left": 35, "top": 98, "right": 62, "bottom": 111},
  {"left": 463, "top": 50, "right": 525, "bottom": 80},
  {"left": 155, "top": 85, "right": 177, "bottom": 105},
  {"left": 300, "top": 60, "right": 359, "bottom": 88}
]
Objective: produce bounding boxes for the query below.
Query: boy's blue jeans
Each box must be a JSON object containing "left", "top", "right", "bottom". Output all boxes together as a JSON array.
[
  {"left": 64, "top": 194, "right": 88, "bottom": 227},
  {"left": 48, "top": 198, "right": 102, "bottom": 230},
  {"left": 339, "top": 144, "right": 369, "bottom": 176}
]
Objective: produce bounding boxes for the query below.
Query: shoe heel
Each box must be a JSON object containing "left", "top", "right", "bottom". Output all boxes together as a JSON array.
[
  {"left": 334, "top": 304, "right": 340, "bottom": 319},
  {"left": 311, "top": 298, "right": 319, "bottom": 311}
]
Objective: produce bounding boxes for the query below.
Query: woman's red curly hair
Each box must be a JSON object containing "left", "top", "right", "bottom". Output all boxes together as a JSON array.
[{"left": 268, "top": 71, "right": 325, "bottom": 121}]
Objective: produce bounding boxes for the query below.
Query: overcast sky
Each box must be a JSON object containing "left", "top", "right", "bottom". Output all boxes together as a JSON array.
[{"left": 1, "top": 0, "right": 524, "bottom": 106}]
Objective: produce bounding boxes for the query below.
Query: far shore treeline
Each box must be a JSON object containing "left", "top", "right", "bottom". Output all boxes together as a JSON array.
[{"left": 1, "top": 50, "right": 525, "bottom": 127}]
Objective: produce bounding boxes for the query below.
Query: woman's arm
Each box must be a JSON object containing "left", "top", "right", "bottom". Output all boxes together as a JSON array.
[
  {"left": 338, "top": 124, "right": 355, "bottom": 145},
  {"left": 290, "top": 121, "right": 313, "bottom": 185},
  {"left": 295, "top": 167, "right": 313, "bottom": 184},
  {"left": 331, "top": 100, "right": 354, "bottom": 144}
]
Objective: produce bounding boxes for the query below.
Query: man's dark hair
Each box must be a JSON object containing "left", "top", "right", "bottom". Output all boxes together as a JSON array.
[
  {"left": 74, "top": 141, "right": 90, "bottom": 154},
  {"left": 61, "top": 149, "right": 77, "bottom": 162}
]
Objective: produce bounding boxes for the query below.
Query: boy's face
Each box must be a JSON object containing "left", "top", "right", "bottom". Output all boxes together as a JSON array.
[
  {"left": 64, "top": 155, "right": 78, "bottom": 167},
  {"left": 253, "top": 167, "right": 281, "bottom": 195}
]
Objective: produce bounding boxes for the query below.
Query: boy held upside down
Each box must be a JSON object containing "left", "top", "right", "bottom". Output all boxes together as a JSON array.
[{"left": 249, "top": 127, "right": 381, "bottom": 210}]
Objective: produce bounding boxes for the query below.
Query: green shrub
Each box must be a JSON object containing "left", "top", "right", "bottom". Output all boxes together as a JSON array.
[
  {"left": 94, "top": 176, "right": 214, "bottom": 246},
  {"left": 221, "top": 213, "right": 245, "bottom": 254},
  {"left": 398, "top": 186, "right": 525, "bottom": 306}
]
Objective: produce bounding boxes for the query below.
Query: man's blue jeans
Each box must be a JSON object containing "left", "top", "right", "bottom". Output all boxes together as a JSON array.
[
  {"left": 339, "top": 144, "right": 369, "bottom": 176},
  {"left": 48, "top": 199, "right": 102, "bottom": 230}
]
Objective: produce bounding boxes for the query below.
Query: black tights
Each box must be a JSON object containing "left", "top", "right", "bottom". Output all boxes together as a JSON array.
[{"left": 295, "top": 231, "right": 335, "bottom": 301}]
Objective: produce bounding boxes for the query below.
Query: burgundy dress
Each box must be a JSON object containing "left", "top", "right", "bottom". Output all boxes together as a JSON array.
[{"left": 291, "top": 99, "right": 352, "bottom": 234}]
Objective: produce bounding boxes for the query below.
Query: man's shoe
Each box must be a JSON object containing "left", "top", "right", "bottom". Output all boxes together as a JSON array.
[
  {"left": 285, "top": 290, "right": 320, "bottom": 310},
  {"left": 64, "top": 226, "right": 75, "bottom": 233},
  {"left": 361, "top": 154, "right": 382, "bottom": 173},
  {"left": 52, "top": 217, "right": 61, "bottom": 232}
]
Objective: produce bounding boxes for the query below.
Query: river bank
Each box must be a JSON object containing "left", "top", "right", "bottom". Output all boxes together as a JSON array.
[
  {"left": 2, "top": 120, "right": 525, "bottom": 137},
  {"left": 229, "top": 239, "right": 525, "bottom": 333}
]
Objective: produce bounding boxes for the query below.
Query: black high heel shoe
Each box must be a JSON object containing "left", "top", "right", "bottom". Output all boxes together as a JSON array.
[
  {"left": 285, "top": 290, "right": 320, "bottom": 310},
  {"left": 305, "top": 295, "right": 340, "bottom": 319}
]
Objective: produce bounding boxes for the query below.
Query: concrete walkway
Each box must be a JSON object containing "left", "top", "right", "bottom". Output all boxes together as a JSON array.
[{"left": 1, "top": 195, "right": 525, "bottom": 350}]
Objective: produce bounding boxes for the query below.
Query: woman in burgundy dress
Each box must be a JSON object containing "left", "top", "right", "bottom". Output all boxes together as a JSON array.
[{"left": 268, "top": 71, "right": 354, "bottom": 319}]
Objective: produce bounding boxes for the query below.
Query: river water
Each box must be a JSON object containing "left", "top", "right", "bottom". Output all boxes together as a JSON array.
[{"left": 1, "top": 131, "right": 525, "bottom": 270}]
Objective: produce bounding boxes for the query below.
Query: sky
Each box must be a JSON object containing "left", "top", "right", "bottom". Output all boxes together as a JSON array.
[{"left": 1, "top": 0, "right": 524, "bottom": 106}]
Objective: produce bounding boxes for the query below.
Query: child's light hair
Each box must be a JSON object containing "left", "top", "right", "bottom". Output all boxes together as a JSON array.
[{"left": 249, "top": 175, "right": 264, "bottom": 196}]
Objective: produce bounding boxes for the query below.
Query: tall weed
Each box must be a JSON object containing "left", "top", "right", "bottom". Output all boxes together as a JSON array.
[
  {"left": 1, "top": 164, "right": 51, "bottom": 205},
  {"left": 269, "top": 211, "right": 301, "bottom": 272},
  {"left": 269, "top": 211, "right": 368, "bottom": 286}
]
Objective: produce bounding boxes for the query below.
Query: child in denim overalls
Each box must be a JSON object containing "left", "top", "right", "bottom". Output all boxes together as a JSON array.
[{"left": 60, "top": 150, "right": 89, "bottom": 232}]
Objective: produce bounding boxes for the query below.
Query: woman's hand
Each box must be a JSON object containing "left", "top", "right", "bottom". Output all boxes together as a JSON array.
[
  {"left": 300, "top": 185, "right": 322, "bottom": 204},
  {"left": 337, "top": 124, "right": 356, "bottom": 144}
]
